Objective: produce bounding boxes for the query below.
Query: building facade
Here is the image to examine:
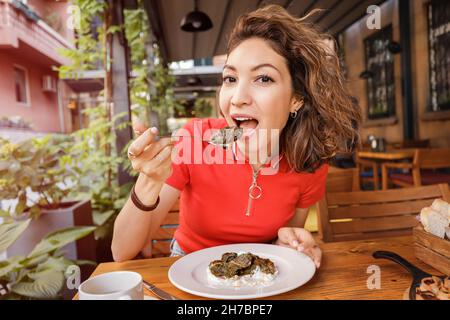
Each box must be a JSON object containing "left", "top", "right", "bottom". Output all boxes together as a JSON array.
[{"left": 0, "top": 0, "right": 75, "bottom": 133}]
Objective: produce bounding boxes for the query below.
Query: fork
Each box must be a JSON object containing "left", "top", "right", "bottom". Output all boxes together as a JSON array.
[{"left": 135, "top": 127, "right": 242, "bottom": 148}]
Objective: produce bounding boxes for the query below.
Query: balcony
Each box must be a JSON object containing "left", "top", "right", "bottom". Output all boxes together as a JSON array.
[{"left": 0, "top": 0, "right": 74, "bottom": 65}]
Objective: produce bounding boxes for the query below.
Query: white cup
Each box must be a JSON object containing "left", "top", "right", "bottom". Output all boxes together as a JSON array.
[{"left": 78, "top": 271, "right": 144, "bottom": 300}]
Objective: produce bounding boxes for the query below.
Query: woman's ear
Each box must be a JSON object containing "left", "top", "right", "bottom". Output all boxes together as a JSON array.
[{"left": 290, "top": 97, "right": 304, "bottom": 113}]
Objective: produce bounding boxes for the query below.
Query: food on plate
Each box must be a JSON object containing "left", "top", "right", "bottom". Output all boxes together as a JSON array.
[
  {"left": 415, "top": 276, "right": 450, "bottom": 300},
  {"left": 209, "top": 127, "right": 243, "bottom": 148},
  {"left": 207, "top": 252, "right": 278, "bottom": 287}
]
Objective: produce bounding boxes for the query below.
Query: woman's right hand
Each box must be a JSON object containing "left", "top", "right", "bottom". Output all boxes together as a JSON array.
[
  {"left": 128, "top": 122, "right": 174, "bottom": 190},
  {"left": 112, "top": 122, "right": 179, "bottom": 261}
]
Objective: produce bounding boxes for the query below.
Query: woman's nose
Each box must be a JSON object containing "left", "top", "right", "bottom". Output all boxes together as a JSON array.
[{"left": 230, "top": 82, "right": 252, "bottom": 108}]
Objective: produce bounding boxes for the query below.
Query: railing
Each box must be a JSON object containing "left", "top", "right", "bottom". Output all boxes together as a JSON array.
[{"left": 0, "top": 1, "right": 74, "bottom": 64}]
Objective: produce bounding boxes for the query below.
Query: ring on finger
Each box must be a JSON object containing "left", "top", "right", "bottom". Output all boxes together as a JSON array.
[{"left": 128, "top": 150, "right": 138, "bottom": 159}]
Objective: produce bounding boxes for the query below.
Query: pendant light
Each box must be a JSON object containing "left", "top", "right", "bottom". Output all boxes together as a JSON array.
[{"left": 180, "top": 0, "right": 213, "bottom": 32}]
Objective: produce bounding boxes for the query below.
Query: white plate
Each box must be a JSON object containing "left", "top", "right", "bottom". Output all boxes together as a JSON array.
[{"left": 168, "top": 243, "right": 316, "bottom": 299}]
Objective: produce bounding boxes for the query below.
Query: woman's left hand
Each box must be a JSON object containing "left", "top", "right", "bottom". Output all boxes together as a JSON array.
[{"left": 275, "top": 227, "right": 322, "bottom": 268}]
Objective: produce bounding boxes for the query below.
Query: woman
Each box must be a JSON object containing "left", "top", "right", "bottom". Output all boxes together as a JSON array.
[{"left": 112, "top": 5, "right": 360, "bottom": 267}]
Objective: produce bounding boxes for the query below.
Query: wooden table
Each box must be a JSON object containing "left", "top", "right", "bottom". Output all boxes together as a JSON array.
[
  {"left": 357, "top": 149, "right": 416, "bottom": 189},
  {"left": 77, "top": 236, "right": 441, "bottom": 300},
  {"left": 357, "top": 149, "right": 415, "bottom": 161}
]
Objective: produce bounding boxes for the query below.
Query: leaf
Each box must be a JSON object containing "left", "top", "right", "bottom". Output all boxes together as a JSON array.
[
  {"left": 14, "top": 198, "right": 27, "bottom": 216},
  {"left": 27, "top": 226, "right": 96, "bottom": 258},
  {"left": 0, "top": 256, "right": 24, "bottom": 278},
  {"left": 0, "top": 219, "right": 31, "bottom": 252},
  {"left": 11, "top": 270, "right": 65, "bottom": 299},
  {"left": 20, "top": 253, "right": 51, "bottom": 269},
  {"left": 92, "top": 210, "right": 115, "bottom": 226},
  {"left": 28, "top": 257, "right": 73, "bottom": 280},
  {"left": 107, "top": 25, "right": 122, "bottom": 34}
]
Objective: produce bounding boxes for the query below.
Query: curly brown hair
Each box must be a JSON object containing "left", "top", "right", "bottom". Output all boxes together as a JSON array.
[{"left": 227, "top": 5, "right": 361, "bottom": 172}]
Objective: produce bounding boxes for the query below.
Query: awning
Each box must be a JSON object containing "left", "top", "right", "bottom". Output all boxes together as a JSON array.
[{"left": 141, "top": 0, "right": 387, "bottom": 62}]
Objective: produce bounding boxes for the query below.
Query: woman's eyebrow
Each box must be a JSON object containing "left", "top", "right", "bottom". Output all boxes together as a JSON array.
[
  {"left": 250, "top": 63, "right": 280, "bottom": 74},
  {"left": 223, "top": 63, "right": 280, "bottom": 74},
  {"left": 223, "top": 64, "right": 236, "bottom": 72}
]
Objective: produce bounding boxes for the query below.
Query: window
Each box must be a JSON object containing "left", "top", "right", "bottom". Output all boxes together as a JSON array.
[
  {"left": 428, "top": 0, "right": 450, "bottom": 111},
  {"left": 364, "top": 25, "right": 395, "bottom": 119},
  {"left": 14, "top": 66, "right": 29, "bottom": 105}
]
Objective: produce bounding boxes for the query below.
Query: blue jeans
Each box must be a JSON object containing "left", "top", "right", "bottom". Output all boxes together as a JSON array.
[{"left": 169, "top": 239, "right": 186, "bottom": 257}]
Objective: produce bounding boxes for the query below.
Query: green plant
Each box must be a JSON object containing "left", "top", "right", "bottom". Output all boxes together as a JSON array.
[
  {"left": 57, "top": 0, "right": 106, "bottom": 78},
  {"left": 57, "top": 0, "right": 181, "bottom": 239},
  {"left": 148, "top": 47, "right": 183, "bottom": 135},
  {"left": 0, "top": 136, "right": 97, "bottom": 300},
  {"left": 124, "top": 3, "right": 183, "bottom": 134},
  {"left": 57, "top": 0, "right": 135, "bottom": 237},
  {"left": 193, "top": 98, "right": 213, "bottom": 118},
  {"left": 0, "top": 219, "right": 95, "bottom": 300},
  {"left": 0, "top": 135, "right": 75, "bottom": 219},
  {"left": 64, "top": 105, "right": 132, "bottom": 239},
  {"left": 124, "top": 5, "right": 152, "bottom": 126}
]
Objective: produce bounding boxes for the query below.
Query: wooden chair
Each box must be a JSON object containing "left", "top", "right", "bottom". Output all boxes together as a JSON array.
[
  {"left": 381, "top": 148, "right": 450, "bottom": 189},
  {"left": 151, "top": 199, "right": 180, "bottom": 258},
  {"left": 317, "top": 184, "right": 450, "bottom": 242},
  {"left": 355, "top": 151, "right": 380, "bottom": 190},
  {"left": 327, "top": 167, "right": 360, "bottom": 192}
]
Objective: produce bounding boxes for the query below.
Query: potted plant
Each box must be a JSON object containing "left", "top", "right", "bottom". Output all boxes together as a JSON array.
[
  {"left": 0, "top": 218, "right": 95, "bottom": 299},
  {"left": 0, "top": 135, "right": 97, "bottom": 275}
]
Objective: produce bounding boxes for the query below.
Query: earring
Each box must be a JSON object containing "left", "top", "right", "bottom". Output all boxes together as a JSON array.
[{"left": 290, "top": 110, "right": 298, "bottom": 119}]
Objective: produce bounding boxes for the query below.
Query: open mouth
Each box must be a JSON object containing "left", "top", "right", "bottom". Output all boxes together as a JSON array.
[{"left": 231, "top": 114, "right": 259, "bottom": 130}]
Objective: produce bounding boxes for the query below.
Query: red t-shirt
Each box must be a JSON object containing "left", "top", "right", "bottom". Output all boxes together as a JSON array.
[{"left": 165, "top": 118, "right": 328, "bottom": 253}]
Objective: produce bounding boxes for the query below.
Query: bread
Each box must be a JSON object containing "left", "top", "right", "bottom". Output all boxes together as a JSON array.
[
  {"left": 420, "top": 207, "right": 449, "bottom": 239},
  {"left": 431, "top": 199, "right": 450, "bottom": 220}
]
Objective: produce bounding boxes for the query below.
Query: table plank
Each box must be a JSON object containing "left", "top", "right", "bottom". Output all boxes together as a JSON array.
[
  {"left": 78, "top": 236, "right": 441, "bottom": 300},
  {"left": 357, "top": 149, "right": 415, "bottom": 161}
]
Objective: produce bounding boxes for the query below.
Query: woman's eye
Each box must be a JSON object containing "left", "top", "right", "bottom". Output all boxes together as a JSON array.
[
  {"left": 256, "top": 75, "right": 274, "bottom": 83},
  {"left": 223, "top": 76, "right": 236, "bottom": 83}
]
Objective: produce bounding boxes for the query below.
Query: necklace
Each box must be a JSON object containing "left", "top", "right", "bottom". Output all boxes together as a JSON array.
[
  {"left": 232, "top": 142, "right": 282, "bottom": 216},
  {"left": 245, "top": 167, "right": 263, "bottom": 216}
]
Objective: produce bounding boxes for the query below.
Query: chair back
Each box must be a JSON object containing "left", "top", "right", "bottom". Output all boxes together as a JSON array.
[
  {"left": 327, "top": 168, "right": 360, "bottom": 192},
  {"left": 317, "top": 184, "right": 450, "bottom": 242},
  {"left": 151, "top": 199, "right": 180, "bottom": 257},
  {"left": 416, "top": 148, "right": 450, "bottom": 169}
]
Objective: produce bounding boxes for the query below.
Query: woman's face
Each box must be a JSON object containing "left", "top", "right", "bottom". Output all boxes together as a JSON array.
[{"left": 219, "top": 37, "right": 300, "bottom": 161}]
